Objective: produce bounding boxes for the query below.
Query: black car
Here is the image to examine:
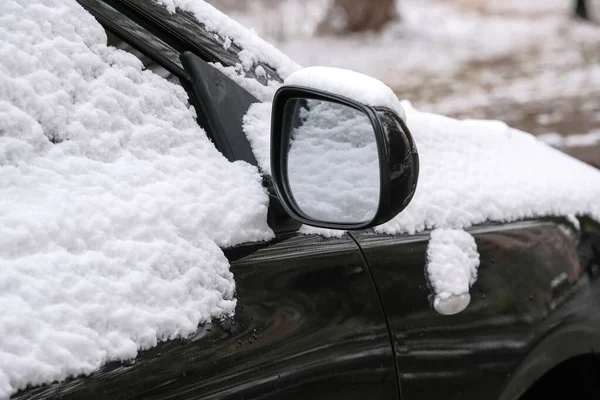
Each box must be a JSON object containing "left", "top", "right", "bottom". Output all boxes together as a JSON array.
[{"left": 15, "top": 1, "right": 600, "bottom": 399}]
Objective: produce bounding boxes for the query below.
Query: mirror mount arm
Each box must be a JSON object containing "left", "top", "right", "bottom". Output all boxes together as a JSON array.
[{"left": 264, "top": 176, "right": 303, "bottom": 234}]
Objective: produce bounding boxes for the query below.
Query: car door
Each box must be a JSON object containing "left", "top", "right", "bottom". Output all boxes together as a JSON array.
[
  {"left": 16, "top": 232, "right": 398, "bottom": 400},
  {"left": 353, "top": 217, "right": 600, "bottom": 400}
]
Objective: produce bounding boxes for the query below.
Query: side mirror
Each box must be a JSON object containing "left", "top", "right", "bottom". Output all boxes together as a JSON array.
[{"left": 270, "top": 86, "right": 419, "bottom": 230}]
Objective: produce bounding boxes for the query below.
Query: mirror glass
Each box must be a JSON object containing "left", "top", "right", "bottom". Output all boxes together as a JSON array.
[{"left": 284, "top": 98, "right": 381, "bottom": 224}]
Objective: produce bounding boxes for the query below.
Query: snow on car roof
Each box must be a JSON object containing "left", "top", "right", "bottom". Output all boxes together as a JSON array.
[{"left": 0, "top": 0, "right": 273, "bottom": 397}]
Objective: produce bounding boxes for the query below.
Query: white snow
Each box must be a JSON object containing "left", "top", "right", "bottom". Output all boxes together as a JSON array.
[
  {"left": 486, "top": 0, "right": 570, "bottom": 14},
  {"left": 226, "top": 0, "right": 330, "bottom": 41},
  {"left": 243, "top": 102, "right": 273, "bottom": 175},
  {"left": 298, "top": 224, "right": 346, "bottom": 238},
  {"left": 538, "top": 130, "right": 600, "bottom": 148},
  {"left": 0, "top": 0, "right": 273, "bottom": 397},
  {"left": 285, "top": 66, "right": 407, "bottom": 121},
  {"left": 258, "top": 0, "right": 562, "bottom": 83},
  {"left": 245, "top": 82, "right": 600, "bottom": 234},
  {"left": 426, "top": 229, "right": 480, "bottom": 315},
  {"left": 375, "top": 101, "right": 600, "bottom": 234},
  {"left": 154, "top": 0, "right": 300, "bottom": 79},
  {"left": 210, "top": 62, "right": 279, "bottom": 102}
]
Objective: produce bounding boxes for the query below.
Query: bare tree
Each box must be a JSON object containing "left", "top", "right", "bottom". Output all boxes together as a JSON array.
[{"left": 318, "top": 0, "right": 397, "bottom": 34}]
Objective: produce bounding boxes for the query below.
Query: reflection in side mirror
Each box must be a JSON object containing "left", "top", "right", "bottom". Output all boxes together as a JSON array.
[
  {"left": 285, "top": 98, "right": 380, "bottom": 224},
  {"left": 271, "top": 86, "right": 419, "bottom": 230}
]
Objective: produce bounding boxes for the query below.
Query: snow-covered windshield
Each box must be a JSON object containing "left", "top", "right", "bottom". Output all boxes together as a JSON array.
[{"left": 0, "top": 1, "right": 273, "bottom": 397}]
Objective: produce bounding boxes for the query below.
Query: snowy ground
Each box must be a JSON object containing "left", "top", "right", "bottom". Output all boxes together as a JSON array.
[{"left": 220, "top": 0, "right": 600, "bottom": 166}]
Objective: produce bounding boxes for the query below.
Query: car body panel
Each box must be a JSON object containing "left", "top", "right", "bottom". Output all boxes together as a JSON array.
[
  {"left": 15, "top": 233, "right": 398, "bottom": 400},
  {"left": 353, "top": 219, "right": 600, "bottom": 400}
]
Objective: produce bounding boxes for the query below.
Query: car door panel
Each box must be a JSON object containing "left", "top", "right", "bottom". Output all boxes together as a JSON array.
[
  {"left": 15, "top": 233, "right": 398, "bottom": 400},
  {"left": 353, "top": 219, "right": 600, "bottom": 400}
]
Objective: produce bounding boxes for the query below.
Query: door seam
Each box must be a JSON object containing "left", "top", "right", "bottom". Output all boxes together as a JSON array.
[{"left": 348, "top": 231, "right": 403, "bottom": 400}]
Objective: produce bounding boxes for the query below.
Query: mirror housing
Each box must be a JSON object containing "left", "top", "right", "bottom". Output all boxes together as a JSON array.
[{"left": 271, "top": 86, "right": 419, "bottom": 230}]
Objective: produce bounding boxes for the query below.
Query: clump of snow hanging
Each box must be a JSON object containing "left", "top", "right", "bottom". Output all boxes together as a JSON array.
[
  {"left": 426, "top": 229, "right": 480, "bottom": 316},
  {"left": 284, "top": 66, "right": 407, "bottom": 121},
  {"left": 0, "top": 0, "right": 273, "bottom": 398},
  {"left": 243, "top": 102, "right": 274, "bottom": 175}
]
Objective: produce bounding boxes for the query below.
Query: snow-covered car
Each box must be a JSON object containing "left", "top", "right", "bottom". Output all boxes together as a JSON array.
[{"left": 3, "top": 1, "right": 600, "bottom": 399}]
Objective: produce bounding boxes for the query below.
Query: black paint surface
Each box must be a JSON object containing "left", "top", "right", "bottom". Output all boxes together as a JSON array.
[
  {"left": 354, "top": 218, "right": 600, "bottom": 400},
  {"left": 15, "top": 234, "right": 397, "bottom": 400}
]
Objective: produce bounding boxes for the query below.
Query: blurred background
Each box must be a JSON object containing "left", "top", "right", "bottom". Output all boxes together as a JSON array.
[{"left": 208, "top": 0, "right": 600, "bottom": 167}]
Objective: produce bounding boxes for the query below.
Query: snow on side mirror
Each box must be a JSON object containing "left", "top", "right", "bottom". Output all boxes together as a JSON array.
[{"left": 270, "top": 68, "right": 419, "bottom": 230}]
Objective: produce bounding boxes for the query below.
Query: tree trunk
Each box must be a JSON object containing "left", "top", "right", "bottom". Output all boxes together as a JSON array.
[
  {"left": 575, "top": 0, "right": 589, "bottom": 20},
  {"left": 318, "top": 0, "right": 397, "bottom": 34}
]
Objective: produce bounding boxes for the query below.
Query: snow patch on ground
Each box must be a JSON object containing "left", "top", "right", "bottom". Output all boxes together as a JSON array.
[
  {"left": 270, "top": 0, "right": 556, "bottom": 81},
  {"left": 219, "top": 0, "right": 330, "bottom": 41},
  {"left": 486, "top": 0, "right": 571, "bottom": 14},
  {"left": 0, "top": 0, "right": 273, "bottom": 397},
  {"left": 538, "top": 130, "right": 600, "bottom": 148},
  {"left": 426, "top": 229, "right": 479, "bottom": 315}
]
